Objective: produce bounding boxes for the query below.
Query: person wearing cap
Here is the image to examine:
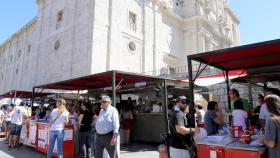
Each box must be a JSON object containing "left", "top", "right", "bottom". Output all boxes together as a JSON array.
[
  {"left": 169, "top": 96, "right": 199, "bottom": 158},
  {"left": 95, "top": 96, "right": 120, "bottom": 158}
]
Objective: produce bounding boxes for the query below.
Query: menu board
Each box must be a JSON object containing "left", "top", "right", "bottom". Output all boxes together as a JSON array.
[{"left": 38, "top": 126, "right": 47, "bottom": 148}]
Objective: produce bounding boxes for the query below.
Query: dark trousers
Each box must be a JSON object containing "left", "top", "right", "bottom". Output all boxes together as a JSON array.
[
  {"left": 95, "top": 132, "right": 117, "bottom": 158},
  {"left": 79, "top": 131, "right": 92, "bottom": 158}
]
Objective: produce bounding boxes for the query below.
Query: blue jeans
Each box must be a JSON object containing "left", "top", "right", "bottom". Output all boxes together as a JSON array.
[{"left": 47, "top": 130, "right": 64, "bottom": 158}]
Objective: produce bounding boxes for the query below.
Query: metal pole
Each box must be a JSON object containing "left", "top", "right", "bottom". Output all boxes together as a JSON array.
[
  {"left": 163, "top": 79, "right": 171, "bottom": 158},
  {"left": 187, "top": 57, "right": 195, "bottom": 127},
  {"left": 264, "top": 82, "right": 267, "bottom": 93},
  {"left": 247, "top": 79, "right": 253, "bottom": 109},
  {"left": 163, "top": 79, "right": 169, "bottom": 132},
  {"left": 31, "top": 88, "right": 35, "bottom": 108},
  {"left": 225, "top": 71, "right": 232, "bottom": 126},
  {"left": 14, "top": 90, "right": 17, "bottom": 105},
  {"left": 77, "top": 90, "right": 80, "bottom": 100},
  {"left": 225, "top": 71, "right": 231, "bottom": 111},
  {"left": 112, "top": 70, "right": 116, "bottom": 107}
]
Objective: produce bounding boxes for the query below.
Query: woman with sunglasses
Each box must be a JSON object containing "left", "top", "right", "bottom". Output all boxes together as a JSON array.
[
  {"left": 95, "top": 96, "right": 120, "bottom": 158},
  {"left": 47, "top": 99, "right": 69, "bottom": 158}
]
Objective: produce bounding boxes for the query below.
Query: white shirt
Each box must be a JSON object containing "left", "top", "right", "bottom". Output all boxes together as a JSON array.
[
  {"left": 49, "top": 109, "right": 69, "bottom": 131},
  {"left": 198, "top": 109, "right": 205, "bottom": 123},
  {"left": 96, "top": 105, "right": 120, "bottom": 134},
  {"left": 152, "top": 104, "right": 161, "bottom": 113},
  {"left": 0, "top": 110, "right": 4, "bottom": 123},
  {"left": 4, "top": 110, "right": 13, "bottom": 121},
  {"left": 232, "top": 109, "right": 248, "bottom": 130},
  {"left": 259, "top": 103, "right": 270, "bottom": 122},
  {"left": 11, "top": 106, "right": 27, "bottom": 125},
  {"left": 0, "top": 110, "right": 4, "bottom": 117}
]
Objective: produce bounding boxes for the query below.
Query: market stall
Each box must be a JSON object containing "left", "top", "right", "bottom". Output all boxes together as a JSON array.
[
  {"left": 187, "top": 39, "right": 280, "bottom": 158},
  {"left": 31, "top": 70, "right": 184, "bottom": 157},
  {"left": 0, "top": 90, "right": 52, "bottom": 141}
]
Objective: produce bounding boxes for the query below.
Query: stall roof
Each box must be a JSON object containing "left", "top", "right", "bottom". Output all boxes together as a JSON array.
[
  {"left": 188, "top": 39, "right": 280, "bottom": 71},
  {"left": 0, "top": 90, "right": 52, "bottom": 98},
  {"left": 178, "top": 70, "right": 246, "bottom": 87},
  {"left": 34, "top": 70, "right": 166, "bottom": 91}
]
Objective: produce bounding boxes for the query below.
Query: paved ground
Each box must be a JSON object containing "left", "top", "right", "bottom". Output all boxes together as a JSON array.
[
  {"left": 0, "top": 138, "right": 158, "bottom": 158},
  {"left": 120, "top": 143, "right": 158, "bottom": 158},
  {"left": 0, "top": 138, "right": 45, "bottom": 158}
]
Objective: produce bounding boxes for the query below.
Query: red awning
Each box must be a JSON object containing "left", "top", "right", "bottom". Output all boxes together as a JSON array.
[
  {"left": 188, "top": 39, "right": 280, "bottom": 71},
  {"left": 178, "top": 70, "right": 246, "bottom": 86},
  {"left": 35, "top": 70, "right": 165, "bottom": 91},
  {"left": 0, "top": 90, "right": 52, "bottom": 98}
]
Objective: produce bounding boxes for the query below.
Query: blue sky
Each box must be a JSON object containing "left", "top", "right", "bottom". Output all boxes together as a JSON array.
[{"left": 0, "top": 0, "right": 280, "bottom": 45}]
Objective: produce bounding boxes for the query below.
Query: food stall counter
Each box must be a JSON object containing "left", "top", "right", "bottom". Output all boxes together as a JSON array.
[
  {"left": 225, "top": 140, "right": 266, "bottom": 158},
  {"left": 196, "top": 135, "right": 237, "bottom": 158},
  {"left": 196, "top": 135, "right": 237, "bottom": 147}
]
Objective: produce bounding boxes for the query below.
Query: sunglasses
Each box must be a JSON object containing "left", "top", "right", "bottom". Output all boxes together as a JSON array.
[
  {"left": 181, "top": 101, "right": 187, "bottom": 104},
  {"left": 101, "top": 101, "right": 109, "bottom": 103}
]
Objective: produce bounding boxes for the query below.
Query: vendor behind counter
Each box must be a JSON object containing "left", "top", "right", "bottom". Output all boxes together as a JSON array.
[{"left": 204, "top": 101, "right": 224, "bottom": 135}]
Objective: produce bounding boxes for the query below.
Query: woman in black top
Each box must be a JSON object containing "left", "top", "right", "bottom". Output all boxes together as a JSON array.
[{"left": 78, "top": 102, "right": 94, "bottom": 158}]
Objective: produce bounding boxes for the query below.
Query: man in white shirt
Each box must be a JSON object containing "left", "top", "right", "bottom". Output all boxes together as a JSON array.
[
  {"left": 259, "top": 88, "right": 279, "bottom": 129},
  {"left": 9, "top": 102, "right": 28, "bottom": 150},
  {"left": 0, "top": 106, "right": 4, "bottom": 129},
  {"left": 95, "top": 96, "right": 120, "bottom": 158}
]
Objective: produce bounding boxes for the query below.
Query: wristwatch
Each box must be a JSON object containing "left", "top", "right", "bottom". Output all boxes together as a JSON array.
[{"left": 190, "top": 128, "right": 192, "bottom": 134}]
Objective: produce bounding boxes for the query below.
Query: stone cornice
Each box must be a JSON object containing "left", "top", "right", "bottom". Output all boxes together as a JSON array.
[
  {"left": 156, "top": 0, "right": 184, "bottom": 23},
  {"left": 224, "top": 6, "right": 240, "bottom": 23},
  {"left": 0, "top": 17, "right": 37, "bottom": 48},
  {"left": 183, "top": 16, "right": 233, "bottom": 44}
]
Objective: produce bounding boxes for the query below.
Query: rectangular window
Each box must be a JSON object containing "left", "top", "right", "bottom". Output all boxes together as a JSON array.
[
  {"left": 27, "top": 44, "right": 31, "bottom": 53},
  {"left": 18, "top": 50, "right": 21, "bottom": 58},
  {"left": 169, "top": 67, "right": 175, "bottom": 74},
  {"left": 56, "top": 10, "right": 63, "bottom": 29},
  {"left": 57, "top": 10, "right": 63, "bottom": 22},
  {"left": 128, "top": 12, "right": 136, "bottom": 31}
]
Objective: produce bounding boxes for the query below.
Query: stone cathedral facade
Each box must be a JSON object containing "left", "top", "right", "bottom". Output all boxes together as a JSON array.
[{"left": 0, "top": 0, "right": 239, "bottom": 94}]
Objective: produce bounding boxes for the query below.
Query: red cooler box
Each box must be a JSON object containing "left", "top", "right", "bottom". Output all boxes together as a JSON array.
[
  {"left": 196, "top": 136, "right": 237, "bottom": 158},
  {"left": 225, "top": 140, "right": 266, "bottom": 158},
  {"left": 36, "top": 123, "right": 75, "bottom": 158}
]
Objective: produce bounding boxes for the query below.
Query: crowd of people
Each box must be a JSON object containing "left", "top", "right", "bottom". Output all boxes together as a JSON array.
[
  {"left": 0, "top": 102, "right": 28, "bottom": 150},
  {"left": 1, "top": 87, "right": 280, "bottom": 158},
  {"left": 196, "top": 88, "right": 280, "bottom": 158},
  {"left": 0, "top": 95, "right": 168, "bottom": 158},
  {"left": 0, "top": 95, "right": 122, "bottom": 158},
  {"left": 166, "top": 87, "right": 280, "bottom": 158}
]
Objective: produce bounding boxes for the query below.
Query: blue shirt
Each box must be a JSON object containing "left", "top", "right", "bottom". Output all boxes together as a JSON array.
[
  {"left": 204, "top": 111, "right": 219, "bottom": 135},
  {"left": 95, "top": 105, "right": 120, "bottom": 134}
]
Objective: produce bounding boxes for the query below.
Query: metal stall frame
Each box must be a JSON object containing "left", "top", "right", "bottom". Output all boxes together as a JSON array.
[
  {"left": 187, "top": 39, "right": 280, "bottom": 125},
  {"left": 31, "top": 70, "right": 172, "bottom": 139}
]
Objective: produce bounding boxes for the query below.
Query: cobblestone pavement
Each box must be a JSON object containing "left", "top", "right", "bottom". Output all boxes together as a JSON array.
[{"left": 0, "top": 138, "right": 158, "bottom": 158}]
